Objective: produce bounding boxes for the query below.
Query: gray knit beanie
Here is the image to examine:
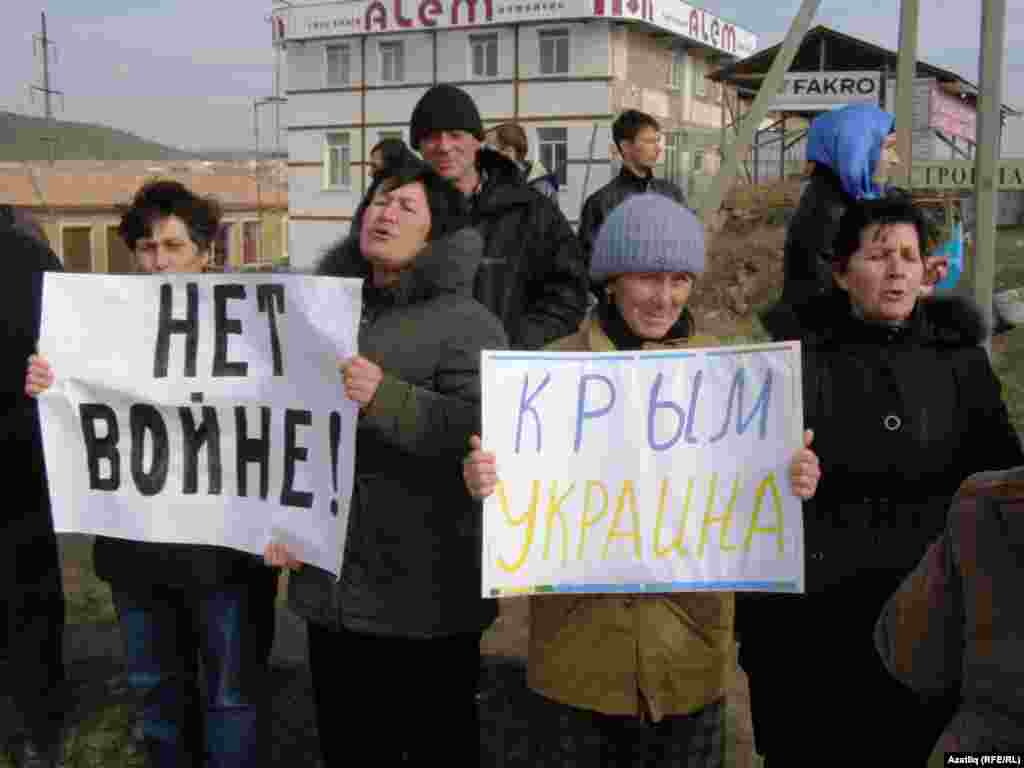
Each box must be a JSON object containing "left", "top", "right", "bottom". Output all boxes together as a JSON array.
[{"left": 589, "top": 194, "right": 705, "bottom": 282}]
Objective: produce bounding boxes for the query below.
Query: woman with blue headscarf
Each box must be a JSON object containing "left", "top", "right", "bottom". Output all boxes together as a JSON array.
[{"left": 762, "top": 104, "right": 901, "bottom": 339}]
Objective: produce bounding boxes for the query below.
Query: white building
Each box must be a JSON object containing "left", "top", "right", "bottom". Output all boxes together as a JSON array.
[{"left": 272, "top": 0, "right": 757, "bottom": 270}]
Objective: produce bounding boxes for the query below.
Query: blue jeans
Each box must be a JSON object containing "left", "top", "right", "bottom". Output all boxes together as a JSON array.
[{"left": 112, "top": 585, "right": 265, "bottom": 768}]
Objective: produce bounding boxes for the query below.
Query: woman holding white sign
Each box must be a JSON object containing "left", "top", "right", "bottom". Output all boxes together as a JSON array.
[
  {"left": 738, "top": 197, "right": 1024, "bottom": 767},
  {"left": 463, "top": 194, "right": 822, "bottom": 768},
  {"left": 26, "top": 181, "right": 275, "bottom": 768},
  {"left": 264, "top": 159, "right": 507, "bottom": 767}
]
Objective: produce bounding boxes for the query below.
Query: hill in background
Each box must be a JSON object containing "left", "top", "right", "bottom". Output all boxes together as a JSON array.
[{"left": 1, "top": 111, "right": 282, "bottom": 162}]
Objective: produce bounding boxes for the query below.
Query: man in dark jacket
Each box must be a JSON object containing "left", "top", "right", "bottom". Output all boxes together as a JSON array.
[
  {"left": 577, "top": 109, "right": 687, "bottom": 264},
  {"left": 1, "top": 210, "right": 67, "bottom": 768},
  {"left": 409, "top": 84, "right": 588, "bottom": 350}
]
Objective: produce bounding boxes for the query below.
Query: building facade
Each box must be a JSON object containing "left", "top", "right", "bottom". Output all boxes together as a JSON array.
[
  {"left": 2, "top": 160, "right": 289, "bottom": 272},
  {"left": 273, "top": 0, "right": 756, "bottom": 271}
]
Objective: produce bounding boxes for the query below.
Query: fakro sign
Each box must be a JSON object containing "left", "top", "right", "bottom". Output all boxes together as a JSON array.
[{"left": 771, "top": 71, "right": 882, "bottom": 112}]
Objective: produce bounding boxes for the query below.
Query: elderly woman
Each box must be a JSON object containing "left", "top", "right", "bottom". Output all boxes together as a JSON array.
[
  {"left": 462, "top": 194, "right": 821, "bottom": 768},
  {"left": 264, "top": 159, "right": 507, "bottom": 766},
  {"left": 738, "top": 197, "right": 1024, "bottom": 766},
  {"left": 26, "top": 181, "right": 275, "bottom": 768}
]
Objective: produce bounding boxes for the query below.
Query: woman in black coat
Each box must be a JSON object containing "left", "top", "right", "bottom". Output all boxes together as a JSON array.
[{"left": 739, "top": 197, "right": 1024, "bottom": 767}]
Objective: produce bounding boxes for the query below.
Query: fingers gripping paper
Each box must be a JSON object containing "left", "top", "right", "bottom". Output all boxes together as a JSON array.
[{"left": 37, "top": 273, "right": 362, "bottom": 577}]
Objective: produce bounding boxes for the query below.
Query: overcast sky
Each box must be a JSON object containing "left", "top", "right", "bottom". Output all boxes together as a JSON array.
[{"left": 3, "top": 0, "right": 1022, "bottom": 153}]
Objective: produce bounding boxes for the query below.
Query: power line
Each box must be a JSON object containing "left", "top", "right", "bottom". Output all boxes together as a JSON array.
[{"left": 29, "top": 11, "right": 65, "bottom": 164}]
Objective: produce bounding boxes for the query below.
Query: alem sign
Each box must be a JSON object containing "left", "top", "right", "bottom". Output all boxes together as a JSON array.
[
  {"left": 772, "top": 71, "right": 882, "bottom": 112},
  {"left": 283, "top": 0, "right": 756, "bottom": 56}
]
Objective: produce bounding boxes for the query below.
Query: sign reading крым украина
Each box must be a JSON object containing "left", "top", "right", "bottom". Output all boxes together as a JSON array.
[{"left": 480, "top": 343, "right": 805, "bottom": 598}]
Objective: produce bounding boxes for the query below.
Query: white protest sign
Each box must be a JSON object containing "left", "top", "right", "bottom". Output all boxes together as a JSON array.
[
  {"left": 38, "top": 273, "right": 362, "bottom": 577},
  {"left": 481, "top": 343, "right": 804, "bottom": 596}
]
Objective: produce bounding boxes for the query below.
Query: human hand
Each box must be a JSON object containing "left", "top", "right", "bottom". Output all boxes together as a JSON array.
[
  {"left": 25, "top": 354, "right": 54, "bottom": 397},
  {"left": 790, "top": 429, "right": 821, "bottom": 500},
  {"left": 463, "top": 435, "right": 498, "bottom": 500},
  {"left": 340, "top": 356, "right": 384, "bottom": 409},
  {"left": 263, "top": 542, "right": 303, "bottom": 571}
]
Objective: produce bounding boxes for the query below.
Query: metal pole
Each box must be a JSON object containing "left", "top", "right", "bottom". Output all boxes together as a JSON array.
[
  {"left": 699, "top": 0, "right": 821, "bottom": 220},
  {"left": 41, "top": 12, "right": 53, "bottom": 120},
  {"left": 893, "top": 0, "right": 920, "bottom": 188},
  {"left": 579, "top": 123, "right": 600, "bottom": 220},
  {"left": 972, "top": 0, "right": 1007, "bottom": 352}
]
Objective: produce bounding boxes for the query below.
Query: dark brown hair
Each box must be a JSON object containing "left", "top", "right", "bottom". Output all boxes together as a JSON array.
[
  {"left": 488, "top": 123, "right": 529, "bottom": 161},
  {"left": 118, "top": 180, "right": 222, "bottom": 253}
]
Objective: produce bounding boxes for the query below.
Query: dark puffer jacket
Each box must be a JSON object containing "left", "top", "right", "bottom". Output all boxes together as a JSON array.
[
  {"left": 794, "top": 293, "right": 1023, "bottom": 591},
  {"left": 288, "top": 228, "right": 508, "bottom": 638},
  {"left": 469, "top": 148, "right": 588, "bottom": 350},
  {"left": 760, "top": 165, "right": 852, "bottom": 340},
  {"left": 577, "top": 166, "right": 687, "bottom": 263}
]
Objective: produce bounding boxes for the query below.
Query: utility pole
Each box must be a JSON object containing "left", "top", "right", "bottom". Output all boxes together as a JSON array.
[
  {"left": 972, "top": 0, "right": 1008, "bottom": 353},
  {"left": 30, "top": 11, "right": 64, "bottom": 164},
  {"left": 893, "top": 0, "right": 920, "bottom": 189}
]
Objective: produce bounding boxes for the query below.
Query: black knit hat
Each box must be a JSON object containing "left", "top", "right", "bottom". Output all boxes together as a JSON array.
[{"left": 410, "top": 84, "right": 485, "bottom": 150}]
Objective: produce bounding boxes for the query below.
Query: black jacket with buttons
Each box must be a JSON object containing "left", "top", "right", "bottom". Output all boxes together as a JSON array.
[
  {"left": 577, "top": 166, "right": 687, "bottom": 265},
  {"left": 793, "top": 293, "right": 1023, "bottom": 592}
]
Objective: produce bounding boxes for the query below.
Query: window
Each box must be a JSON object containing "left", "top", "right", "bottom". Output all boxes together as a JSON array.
[
  {"left": 324, "top": 132, "right": 351, "bottom": 189},
  {"left": 692, "top": 150, "right": 705, "bottom": 173},
  {"left": 107, "top": 226, "right": 135, "bottom": 273},
  {"left": 380, "top": 41, "right": 405, "bottom": 83},
  {"left": 668, "top": 49, "right": 684, "bottom": 90},
  {"left": 538, "top": 30, "right": 569, "bottom": 75},
  {"left": 213, "top": 222, "right": 233, "bottom": 268},
  {"left": 325, "top": 44, "right": 351, "bottom": 87},
  {"left": 62, "top": 226, "right": 92, "bottom": 272},
  {"left": 242, "top": 221, "right": 262, "bottom": 265},
  {"left": 663, "top": 132, "right": 681, "bottom": 185},
  {"left": 692, "top": 56, "right": 707, "bottom": 98},
  {"left": 470, "top": 33, "right": 499, "bottom": 78},
  {"left": 537, "top": 127, "right": 568, "bottom": 186}
]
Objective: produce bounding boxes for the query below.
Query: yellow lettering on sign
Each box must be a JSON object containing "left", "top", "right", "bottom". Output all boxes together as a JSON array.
[
  {"left": 697, "top": 472, "right": 740, "bottom": 558},
  {"left": 653, "top": 476, "right": 694, "bottom": 559},
  {"left": 743, "top": 472, "right": 786, "bottom": 555},
  {"left": 543, "top": 481, "right": 575, "bottom": 564},
  {"left": 603, "top": 480, "right": 642, "bottom": 560},
  {"left": 495, "top": 480, "right": 540, "bottom": 573},
  {"left": 577, "top": 480, "right": 609, "bottom": 561}
]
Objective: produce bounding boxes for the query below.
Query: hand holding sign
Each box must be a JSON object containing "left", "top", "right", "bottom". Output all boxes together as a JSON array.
[
  {"left": 464, "top": 435, "right": 497, "bottom": 500},
  {"left": 25, "top": 354, "right": 54, "bottom": 396},
  {"left": 264, "top": 541, "right": 303, "bottom": 571},
  {"left": 341, "top": 356, "right": 383, "bottom": 409},
  {"left": 789, "top": 430, "right": 820, "bottom": 500}
]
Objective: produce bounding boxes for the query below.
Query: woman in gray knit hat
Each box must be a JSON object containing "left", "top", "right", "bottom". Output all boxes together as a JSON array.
[{"left": 463, "top": 194, "right": 821, "bottom": 767}]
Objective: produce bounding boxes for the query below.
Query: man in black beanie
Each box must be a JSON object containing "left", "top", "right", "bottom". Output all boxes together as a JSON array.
[
  {"left": 410, "top": 83, "right": 588, "bottom": 350},
  {"left": 1, "top": 209, "right": 67, "bottom": 768}
]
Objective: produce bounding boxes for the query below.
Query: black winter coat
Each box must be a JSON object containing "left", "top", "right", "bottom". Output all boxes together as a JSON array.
[
  {"left": 2, "top": 228, "right": 63, "bottom": 581},
  {"left": 761, "top": 165, "right": 852, "bottom": 341},
  {"left": 795, "top": 294, "right": 1024, "bottom": 592},
  {"left": 577, "top": 166, "right": 687, "bottom": 264},
  {"left": 469, "top": 148, "right": 588, "bottom": 350},
  {"left": 288, "top": 228, "right": 508, "bottom": 638}
]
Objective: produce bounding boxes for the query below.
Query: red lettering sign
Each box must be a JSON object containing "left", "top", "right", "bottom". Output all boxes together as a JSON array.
[
  {"left": 395, "top": 0, "right": 414, "bottom": 28},
  {"left": 451, "top": 0, "right": 493, "bottom": 25},
  {"left": 365, "top": 1, "right": 387, "bottom": 31},
  {"left": 420, "top": 0, "right": 442, "bottom": 25}
]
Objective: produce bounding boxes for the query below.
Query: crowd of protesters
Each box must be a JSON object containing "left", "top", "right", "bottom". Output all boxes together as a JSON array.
[{"left": 5, "top": 89, "right": 1023, "bottom": 768}]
